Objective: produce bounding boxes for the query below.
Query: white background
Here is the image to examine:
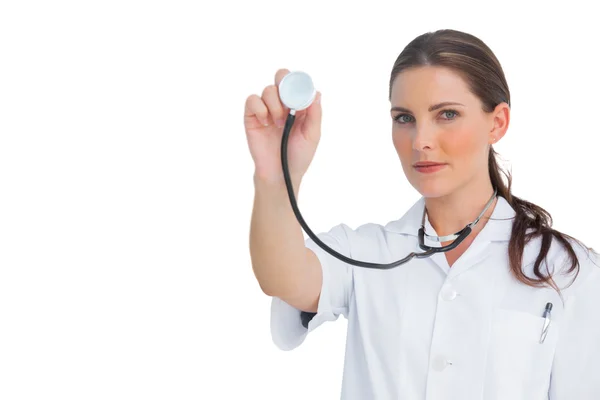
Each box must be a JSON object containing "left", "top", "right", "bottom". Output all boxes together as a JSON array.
[{"left": 1, "top": 1, "right": 598, "bottom": 399}]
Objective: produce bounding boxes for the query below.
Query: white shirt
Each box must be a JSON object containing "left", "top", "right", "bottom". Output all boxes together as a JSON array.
[{"left": 270, "top": 195, "right": 600, "bottom": 399}]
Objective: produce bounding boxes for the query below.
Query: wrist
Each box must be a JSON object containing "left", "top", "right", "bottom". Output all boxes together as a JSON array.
[{"left": 253, "top": 172, "right": 302, "bottom": 191}]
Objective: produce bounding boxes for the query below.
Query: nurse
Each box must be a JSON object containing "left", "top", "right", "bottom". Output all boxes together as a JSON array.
[{"left": 245, "top": 29, "right": 600, "bottom": 399}]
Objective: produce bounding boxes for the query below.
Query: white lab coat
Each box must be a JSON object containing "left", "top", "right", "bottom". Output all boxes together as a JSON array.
[{"left": 270, "top": 195, "right": 600, "bottom": 399}]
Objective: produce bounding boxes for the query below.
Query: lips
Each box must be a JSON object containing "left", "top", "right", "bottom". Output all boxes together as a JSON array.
[
  {"left": 413, "top": 161, "right": 446, "bottom": 167},
  {"left": 413, "top": 161, "right": 448, "bottom": 174}
]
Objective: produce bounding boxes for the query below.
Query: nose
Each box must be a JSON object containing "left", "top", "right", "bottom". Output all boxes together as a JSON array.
[{"left": 412, "top": 123, "right": 437, "bottom": 151}]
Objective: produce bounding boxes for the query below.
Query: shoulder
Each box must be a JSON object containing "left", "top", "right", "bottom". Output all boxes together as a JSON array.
[
  {"left": 566, "top": 243, "right": 599, "bottom": 293},
  {"left": 544, "top": 235, "right": 600, "bottom": 295},
  {"left": 318, "top": 219, "right": 414, "bottom": 260},
  {"left": 324, "top": 221, "right": 396, "bottom": 244}
]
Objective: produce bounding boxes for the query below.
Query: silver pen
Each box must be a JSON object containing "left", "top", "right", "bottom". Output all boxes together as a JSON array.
[{"left": 539, "top": 302, "right": 553, "bottom": 344}]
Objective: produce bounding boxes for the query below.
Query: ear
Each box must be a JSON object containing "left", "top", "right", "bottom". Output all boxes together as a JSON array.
[{"left": 488, "top": 102, "right": 510, "bottom": 145}]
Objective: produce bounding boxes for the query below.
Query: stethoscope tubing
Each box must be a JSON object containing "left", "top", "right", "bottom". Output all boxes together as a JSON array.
[{"left": 280, "top": 112, "right": 474, "bottom": 270}]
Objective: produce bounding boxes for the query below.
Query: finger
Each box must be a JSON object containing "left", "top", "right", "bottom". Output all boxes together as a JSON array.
[
  {"left": 244, "top": 94, "right": 270, "bottom": 126},
  {"left": 274, "top": 68, "right": 291, "bottom": 88},
  {"left": 261, "top": 85, "right": 287, "bottom": 128},
  {"left": 303, "top": 91, "right": 322, "bottom": 141}
]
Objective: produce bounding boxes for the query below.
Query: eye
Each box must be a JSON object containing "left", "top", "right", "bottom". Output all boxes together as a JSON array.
[
  {"left": 393, "top": 114, "right": 414, "bottom": 124},
  {"left": 393, "top": 109, "right": 460, "bottom": 125},
  {"left": 441, "top": 109, "right": 459, "bottom": 120}
]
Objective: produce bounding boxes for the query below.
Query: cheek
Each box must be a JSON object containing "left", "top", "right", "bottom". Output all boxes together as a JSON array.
[
  {"left": 441, "top": 128, "right": 485, "bottom": 163},
  {"left": 392, "top": 131, "right": 412, "bottom": 160},
  {"left": 392, "top": 133, "right": 417, "bottom": 180}
]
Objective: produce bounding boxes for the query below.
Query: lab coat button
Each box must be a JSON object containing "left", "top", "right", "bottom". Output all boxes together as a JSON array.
[
  {"left": 441, "top": 285, "right": 458, "bottom": 301},
  {"left": 431, "top": 355, "right": 452, "bottom": 371}
]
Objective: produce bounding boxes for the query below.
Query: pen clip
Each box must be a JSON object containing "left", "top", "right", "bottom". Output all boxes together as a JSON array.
[{"left": 539, "top": 302, "right": 553, "bottom": 344}]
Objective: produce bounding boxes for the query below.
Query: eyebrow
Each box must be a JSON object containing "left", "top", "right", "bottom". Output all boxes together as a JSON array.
[{"left": 390, "top": 102, "right": 465, "bottom": 113}]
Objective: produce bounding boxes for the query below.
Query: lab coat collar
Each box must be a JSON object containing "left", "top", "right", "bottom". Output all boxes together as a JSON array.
[
  {"left": 385, "top": 195, "right": 516, "bottom": 277},
  {"left": 385, "top": 194, "right": 515, "bottom": 243}
]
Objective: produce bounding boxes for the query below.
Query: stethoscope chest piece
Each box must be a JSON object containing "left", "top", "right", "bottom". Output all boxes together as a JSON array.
[{"left": 278, "top": 71, "right": 316, "bottom": 112}]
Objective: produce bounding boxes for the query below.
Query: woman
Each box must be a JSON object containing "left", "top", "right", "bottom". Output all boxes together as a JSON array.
[{"left": 245, "top": 29, "right": 599, "bottom": 399}]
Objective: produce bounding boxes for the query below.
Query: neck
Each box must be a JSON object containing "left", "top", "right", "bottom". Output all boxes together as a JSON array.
[{"left": 424, "top": 180, "right": 497, "bottom": 237}]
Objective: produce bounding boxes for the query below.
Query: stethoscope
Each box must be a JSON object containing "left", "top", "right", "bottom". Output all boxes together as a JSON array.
[{"left": 277, "top": 71, "right": 497, "bottom": 271}]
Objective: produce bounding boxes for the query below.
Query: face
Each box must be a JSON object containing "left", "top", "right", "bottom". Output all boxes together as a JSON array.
[{"left": 390, "top": 66, "right": 509, "bottom": 198}]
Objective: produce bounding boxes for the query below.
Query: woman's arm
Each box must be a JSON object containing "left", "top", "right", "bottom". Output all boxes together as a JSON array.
[{"left": 249, "top": 176, "right": 322, "bottom": 313}]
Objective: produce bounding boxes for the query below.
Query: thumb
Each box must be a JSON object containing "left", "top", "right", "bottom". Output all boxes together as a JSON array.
[{"left": 302, "top": 91, "right": 322, "bottom": 139}]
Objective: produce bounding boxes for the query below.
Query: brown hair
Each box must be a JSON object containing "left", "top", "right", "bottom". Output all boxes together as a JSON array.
[{"left": 388, "top": 29, "right": 595, "bottom": 293}]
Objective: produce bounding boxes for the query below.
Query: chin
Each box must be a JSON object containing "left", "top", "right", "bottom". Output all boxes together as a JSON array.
[{"left": 411, "top": 179, "right": 453, "bottom": 199}]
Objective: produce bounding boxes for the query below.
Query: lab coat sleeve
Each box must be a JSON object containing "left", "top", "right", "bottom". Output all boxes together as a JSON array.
[
  {"left": 548, "top": 252, "right": 600, "bottom": 399},
  {"left": 270, "top": 223, "right": 355, "bottom": 351}
]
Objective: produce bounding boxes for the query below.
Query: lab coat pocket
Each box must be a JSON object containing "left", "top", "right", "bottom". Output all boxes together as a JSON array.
[{"left": 486, "top": 308, "right": 559, "bottom": 399}]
